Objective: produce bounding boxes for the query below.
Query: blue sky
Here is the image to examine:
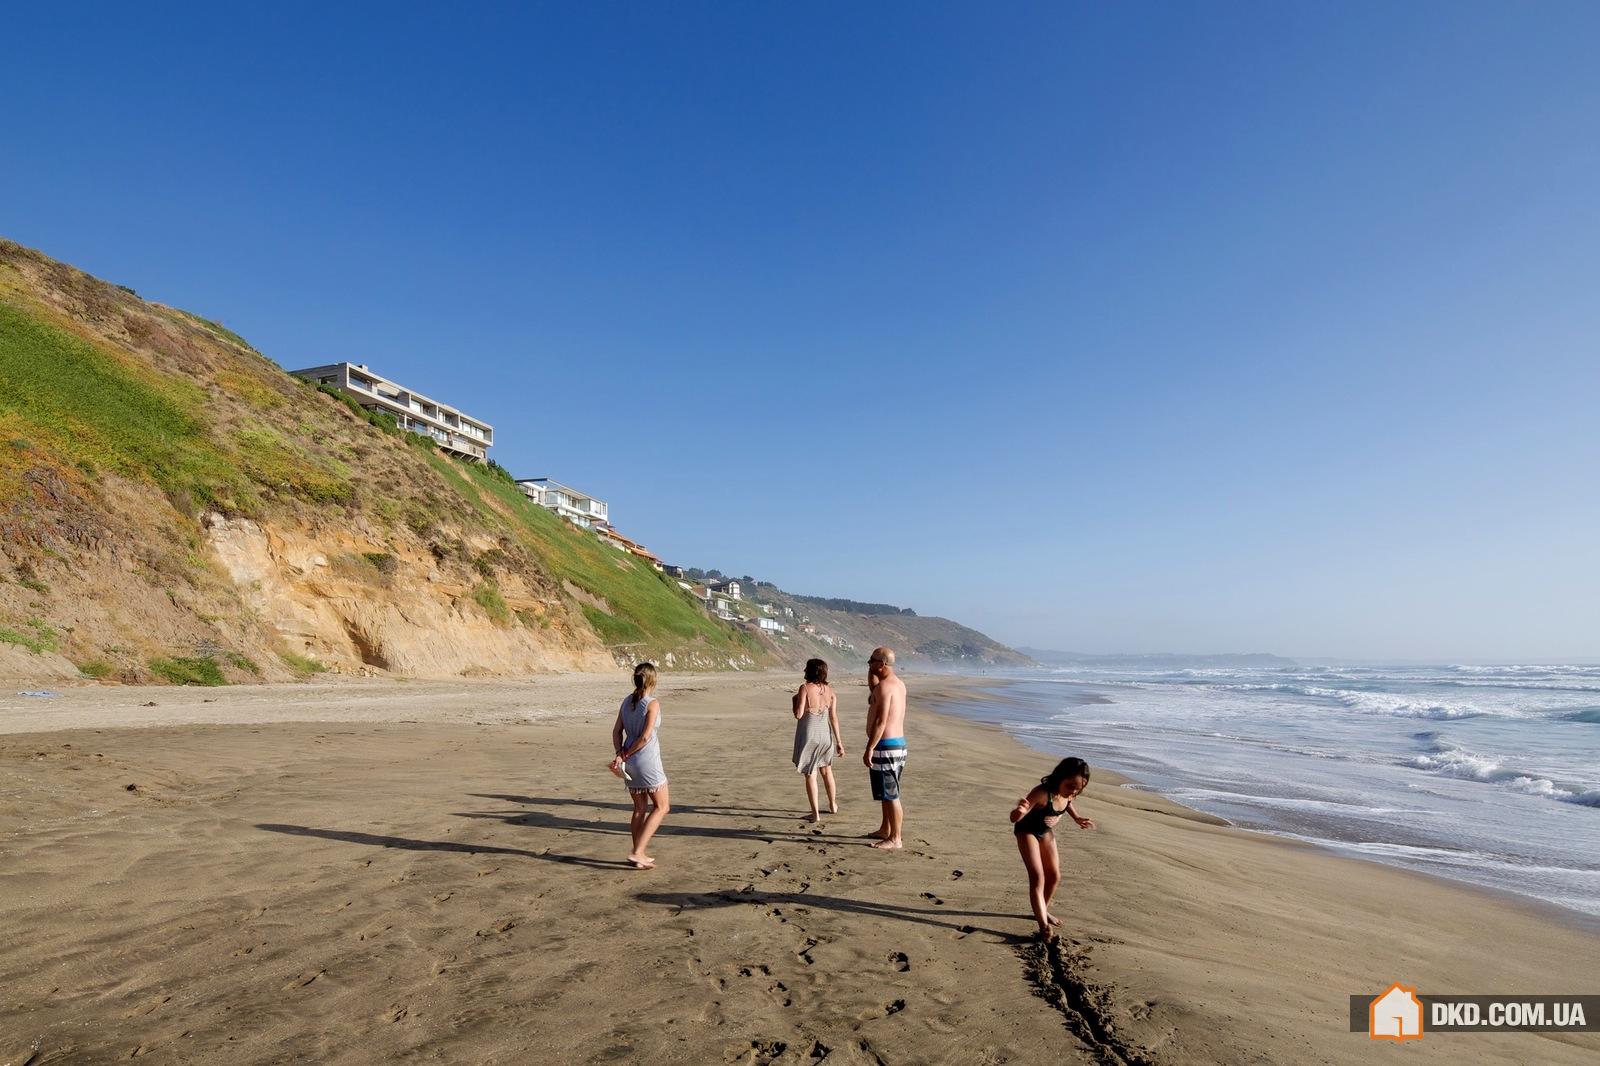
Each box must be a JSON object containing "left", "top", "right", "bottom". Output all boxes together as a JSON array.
[{"left": 5, "top": 3, "right": 1599, "bottom": 660}]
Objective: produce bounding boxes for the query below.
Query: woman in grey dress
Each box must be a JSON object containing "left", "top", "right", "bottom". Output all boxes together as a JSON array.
[
  {"left": 792, "top": 658, "right": 844, "bottom": 822},
  {"left": 609, "top": 662, "right": 669, "bottom": 869}
]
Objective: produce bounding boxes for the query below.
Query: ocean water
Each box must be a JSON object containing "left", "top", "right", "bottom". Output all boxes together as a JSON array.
[{"left": 941, "top": 664, "right": 1600, "bottom": 919}]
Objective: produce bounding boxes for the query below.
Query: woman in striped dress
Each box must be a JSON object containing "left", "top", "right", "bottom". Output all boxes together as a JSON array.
[{"left": 609, "top": 662, "right": 670, "bottom": 869}]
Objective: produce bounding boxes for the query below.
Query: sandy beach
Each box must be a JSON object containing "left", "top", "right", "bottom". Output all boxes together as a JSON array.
[{"left": 2, "top": 671, "right": 1597, "bottom": 1065}]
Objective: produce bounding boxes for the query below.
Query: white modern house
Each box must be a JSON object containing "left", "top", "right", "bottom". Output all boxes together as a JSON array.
[
  {"left": 517, "top": 478, "right": 609, "bottom": 529},
  {"left": 757, "top": 617, "right": 785, "bottom": 633},
  {"left": 708, "top": 579, "right": 741, "bottom": 602},
  {"left": 691, "top": 584, "right": 736, "bottom": 619},
  {"left": 292, "top": 362, "right": 493, "bottom": 461}
]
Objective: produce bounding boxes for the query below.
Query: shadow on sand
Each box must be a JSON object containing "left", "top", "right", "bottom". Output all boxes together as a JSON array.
[
  {"left": 634, "top": 888, "right": 1025, "bottom": 942},
  {"left": 255, "top": 823, "right": 625, "bottom": 870},
  {"left": 469, "top": 794, "right": 815, "bottom": 820},
  {"left": 454, "top": 795, "right": 864, "bottom": 847}
]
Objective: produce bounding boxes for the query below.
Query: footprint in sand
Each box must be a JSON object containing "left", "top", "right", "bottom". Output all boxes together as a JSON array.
[
  {"left": 888, "top": 951, "right": 910, "bottom": 972},
  {"left": 950, "top": 869, "right": 964, "bottom": 880},
  {"left": 856, "top": 999, "right": 906, "bottom": 1022},
  {"left": 729, "top": 1039, "right": 787, "bottom": 1065},
  {"left": 475, "top": 917, "right": 519, "bottom": 937},
  {"left": 121, "top": 995, "right": 172, "bottom": 1019},
  {"left": 286, "top": 969, "right": 325, "bottom": 990},
  {"left": 920, "top": 892, "right": 945, "bottom": 906}
]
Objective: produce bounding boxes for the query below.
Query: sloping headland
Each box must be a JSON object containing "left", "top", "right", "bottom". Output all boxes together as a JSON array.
[{"left": 0, "top": 238, "right": 1022, "bottom": 684}]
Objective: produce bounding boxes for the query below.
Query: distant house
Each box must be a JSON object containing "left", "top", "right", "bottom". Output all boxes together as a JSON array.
[
  {"left": 757, "top": 603, "right": 774, "bottom": 616},
  {"left": 587, "top": 523, "right": 663, "bottom": 570},
  {"left": 798, "top": 622, "right": 817, "bottom": 636},
  {"left": 291, "top": 361, "right": 493, "bottom": 461},
  {"left": 757, "top": 617, "right": 785, "bottom": 633},
  {"left": 594, "top": 524, "right": 632, "bottom": 552},
  {"left": 781, "top": 606, "right": 794, "bottom": 619},
  {"left": 690, "top": 584, "right": 735, "bottom": 619},
  {"left": 708, "top": 579, "right": 741, "bottom": 602},
  {"left": 517, "top": 478, "right": 609, "bottom": 529},
  {"left": 662, "top": 564, "right": 687, "bottom": 579}
]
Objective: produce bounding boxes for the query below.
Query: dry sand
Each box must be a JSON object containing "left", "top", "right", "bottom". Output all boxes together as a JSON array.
[{"left": 2, "top": 671, "right": 1596, "bottom": 1065}]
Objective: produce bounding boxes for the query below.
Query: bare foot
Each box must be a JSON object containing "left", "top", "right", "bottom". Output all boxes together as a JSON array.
[
  {"left": 806, "top": 812, "right": 821, "bottom": 823},
  {"left": 627, "top": 856, "right": 656, "bottom": 869},
  {"left": 1046, "top": 913, "right": 1062, "bottom": 927},
  {"left": 863, "top": 830, "right": 889, "bottom": 840},
  {"left": 870, "top": 838, "right": 903, "bottom": 850},
  {"left": 1035, "top": 927, "right": 1057, "bottom": 942},
  {"left": 829, "top": 801, "right": 840, "bottom": 814}
]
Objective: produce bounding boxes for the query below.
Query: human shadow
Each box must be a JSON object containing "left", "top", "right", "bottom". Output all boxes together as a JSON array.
[
  {"left": 452, "top": 805, "right": 860, "bottom": 847},
  {"left": 470, "top": 794, "right": 812, "bottom": 821},
  {"left": 635, "top": 888, "right": 1025, "bottom": 942},
  {"left": 255, "top": 823, "right": 623, "bottom": 870}
]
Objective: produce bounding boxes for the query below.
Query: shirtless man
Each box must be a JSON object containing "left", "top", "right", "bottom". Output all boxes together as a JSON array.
[{"left": 863, "top": 647, "right": 908, "bottom": 850}]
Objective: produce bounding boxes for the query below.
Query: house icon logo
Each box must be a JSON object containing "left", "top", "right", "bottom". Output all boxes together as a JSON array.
[{"left": 1369, "top": 982, "right": 1425, "bottom": 1041}]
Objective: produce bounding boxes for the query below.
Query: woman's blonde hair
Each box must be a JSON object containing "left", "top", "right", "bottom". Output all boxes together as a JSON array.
[{"left": 632, "top": 662, "right": 658, "bottom": 704}]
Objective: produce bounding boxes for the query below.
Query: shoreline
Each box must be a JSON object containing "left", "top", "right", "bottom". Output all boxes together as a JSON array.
[
  {"left": 919, "top": 676, "right": 1600, "bottom": 934},
  {"left": 3, "top": 671, "right": 1597, "bottom": 1064}
]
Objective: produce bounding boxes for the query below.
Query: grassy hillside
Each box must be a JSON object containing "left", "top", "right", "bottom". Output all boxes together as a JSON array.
[
  {"left": 420, "top": 454, "right": 754, "bottom": 652},
  {"left": 0, "top": 238, "right": 769, "bottom": 681}
]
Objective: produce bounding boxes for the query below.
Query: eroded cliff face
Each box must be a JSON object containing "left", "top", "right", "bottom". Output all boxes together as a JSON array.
[
  {"left": 203, "top": 515, "right": 617, "bottom": 679},
  {"left": 0, "top": 474, "right": 619, "bottom": 684}
]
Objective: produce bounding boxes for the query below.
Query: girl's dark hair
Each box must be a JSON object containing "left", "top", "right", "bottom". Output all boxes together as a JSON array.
[
  {"left": 804, "top": 658, "right": 828, "bottom": 684},
  {"left": 1041, "top": 757, "right": 1090, "bottom": 793}
]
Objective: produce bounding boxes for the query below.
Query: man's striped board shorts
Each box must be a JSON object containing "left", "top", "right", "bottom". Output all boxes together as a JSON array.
[{"left": 870, "top": 737, "right": 907, "bottom": 802}]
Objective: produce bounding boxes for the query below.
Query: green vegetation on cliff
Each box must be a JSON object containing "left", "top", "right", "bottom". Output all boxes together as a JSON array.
[{"left": 0, "top": 237, "right": 769, "bottom": 676}]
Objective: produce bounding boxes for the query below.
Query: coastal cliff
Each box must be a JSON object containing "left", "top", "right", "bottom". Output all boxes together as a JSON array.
[{"left": 0, "top": 239, "right": 1023, "bottom": 683}]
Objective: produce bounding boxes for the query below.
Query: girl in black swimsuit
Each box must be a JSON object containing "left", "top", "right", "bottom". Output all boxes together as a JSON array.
[{"left": 1009, "top": 757, "right": 1096, "bottom": 940}]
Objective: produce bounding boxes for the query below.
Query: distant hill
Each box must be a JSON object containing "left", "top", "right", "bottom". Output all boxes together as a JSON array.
[
  {"left": 1017, "top": 649, "right": 1297, "bottom": 670},
  {"left": 749, "top": 586, "right": 1030, "bottom": 668}
]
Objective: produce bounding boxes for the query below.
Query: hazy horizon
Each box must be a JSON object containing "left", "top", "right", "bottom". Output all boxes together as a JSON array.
[{"left": 5, "top": 4, "right": 1597, "bottom": 662}]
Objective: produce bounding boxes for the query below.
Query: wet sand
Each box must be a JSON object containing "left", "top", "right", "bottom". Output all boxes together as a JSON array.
[{"left": 2, "top": 672, "right": 1596, "bottom": 1064}]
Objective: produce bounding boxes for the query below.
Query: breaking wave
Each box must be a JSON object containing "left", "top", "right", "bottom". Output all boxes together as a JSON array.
[{"left": 1409, "top": 742, "right": 1600, "bottom": 808}]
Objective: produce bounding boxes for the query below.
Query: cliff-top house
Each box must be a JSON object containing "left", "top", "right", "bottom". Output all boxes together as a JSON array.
[
  {"left": 517, "top": 477, "right": 609, "bottom": 529},
  {"left": 292, "top": 362, "right": 493, "bottom": 461}
]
